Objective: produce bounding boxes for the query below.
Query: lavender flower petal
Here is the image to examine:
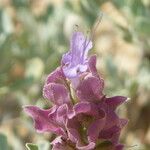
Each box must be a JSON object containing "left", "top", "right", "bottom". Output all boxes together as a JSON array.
[{"left": 62, "top": 32, "right": 92, "bottom": 78}]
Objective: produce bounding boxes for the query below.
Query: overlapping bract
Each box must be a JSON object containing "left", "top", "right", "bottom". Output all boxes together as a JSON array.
[{"left": 24, "top": 32, "right": 127, "bottom": 150}]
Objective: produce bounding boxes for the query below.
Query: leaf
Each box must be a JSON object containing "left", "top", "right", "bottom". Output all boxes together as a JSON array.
[
  {"left": 26, "top": 143, "right": 38, "bottom": 150},
  {"left": 0, "top": 133, "right": 9, "bottom": 150},
  {"left": 26, "top": 141, "right": 50, "bottom": 150},
  {"left": 38, "top": 141, "right": 50, "bottom": 150}
]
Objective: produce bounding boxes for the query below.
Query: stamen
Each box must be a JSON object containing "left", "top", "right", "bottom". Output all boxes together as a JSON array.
[
  {"left": 91, "top": 12, "right": 103, "bottom": 41},
  {"left": 82, "top": 12, "right": 103, "bottom": 56}
]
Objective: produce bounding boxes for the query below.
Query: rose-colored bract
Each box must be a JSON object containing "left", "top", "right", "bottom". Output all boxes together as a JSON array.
[{"left": 24, "top": 32, "right": 128, "bottom": 150}]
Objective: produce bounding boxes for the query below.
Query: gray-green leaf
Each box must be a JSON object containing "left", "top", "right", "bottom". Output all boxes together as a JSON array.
[
  {"left": 26, "top": 143, "right": 38, "bottom": 150},
  {"left": 0, "top": 133, "right": 9, "bottom": 150}
]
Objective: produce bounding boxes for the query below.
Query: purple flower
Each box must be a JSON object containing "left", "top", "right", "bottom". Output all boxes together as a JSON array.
[
  {"left": 62, "top": 32, "right": 92, "bottom": 79},
  {"left": 24, "top": 31, "right": 128, "bottom": 150}
]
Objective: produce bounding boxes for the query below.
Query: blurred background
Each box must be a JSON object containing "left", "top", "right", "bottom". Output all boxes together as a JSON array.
[{"left": 0, "top": 0, "right": 150, "bottom": 150}]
